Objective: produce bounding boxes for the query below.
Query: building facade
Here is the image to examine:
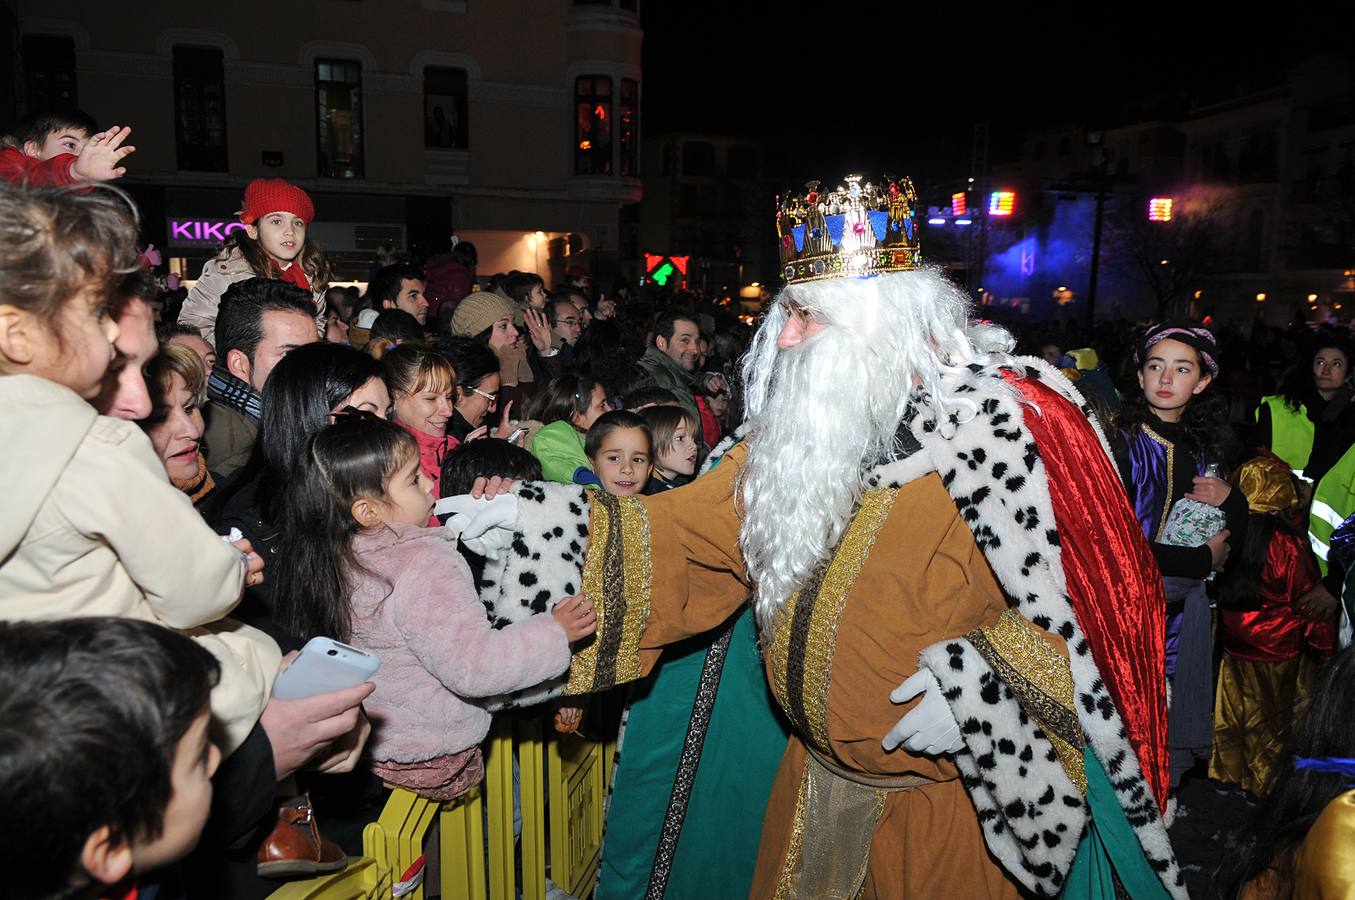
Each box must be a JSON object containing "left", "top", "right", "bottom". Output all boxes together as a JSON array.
[
  {"left": 954, "top": 55, "right": 1355, "bottom": 325},
  {"left": 8, "top": 0, "right": 642, "bottom": 285},
  {"left": 634, "top": 132, "right": 777, "bottom": 295}
]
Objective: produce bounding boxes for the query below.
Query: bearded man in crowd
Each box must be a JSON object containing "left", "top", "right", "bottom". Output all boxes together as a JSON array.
[{"left": 479, "top": 175, "right": 1183, "bottom": 898}]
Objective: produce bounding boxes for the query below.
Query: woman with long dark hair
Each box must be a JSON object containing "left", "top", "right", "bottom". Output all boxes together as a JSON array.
[
  {"left": 208, "top": 342, "right": 387, "bottom": 633},
  {"left": 1218, "top": 646, "right": 1355, "bottom": 897},
  {"left": 1112, "top": 321, "right": 1249, "bottom": 794},
  {"left": 439, "top": 336, "right": 516, "bottom": 443}
]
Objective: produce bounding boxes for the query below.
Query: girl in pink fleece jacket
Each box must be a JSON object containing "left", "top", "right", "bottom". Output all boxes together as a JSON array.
[{"left": 271, "top": 413, "right": 596, "bottom": 799}]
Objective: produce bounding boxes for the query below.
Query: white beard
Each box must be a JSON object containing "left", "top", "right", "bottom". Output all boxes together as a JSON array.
[{"left": 737, "top": 269, "right": 1011, "bottom": 633}]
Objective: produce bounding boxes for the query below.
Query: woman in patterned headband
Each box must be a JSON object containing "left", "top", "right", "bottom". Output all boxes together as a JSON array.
[{"left": 1111, "top": 320, "right": 1249, "bottom": 804}]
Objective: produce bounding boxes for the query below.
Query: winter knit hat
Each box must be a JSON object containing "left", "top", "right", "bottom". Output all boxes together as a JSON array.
[
  {"left": 239, "top": 178, "right": 315, "bottom": 225},
  {"left": 450, "top": 290, "right": 517, "bottom": 338}
]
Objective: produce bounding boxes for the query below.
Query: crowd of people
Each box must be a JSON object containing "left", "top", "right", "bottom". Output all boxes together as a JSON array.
[{"left": 2, "top": 107, "right": 1354, "bottom": 900}]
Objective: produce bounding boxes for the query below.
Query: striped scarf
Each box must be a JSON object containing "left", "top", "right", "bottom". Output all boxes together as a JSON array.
[{"left": 207, "top": 364, "right": 263, "bottom": 421}]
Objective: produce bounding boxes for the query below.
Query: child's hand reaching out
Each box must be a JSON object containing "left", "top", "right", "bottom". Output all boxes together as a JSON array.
[
  {"left": 552, "top": 595, "right": 597, "bottom": 642},
  {"left": 72, "top": 126, "right": 135, "bottom": 182}
]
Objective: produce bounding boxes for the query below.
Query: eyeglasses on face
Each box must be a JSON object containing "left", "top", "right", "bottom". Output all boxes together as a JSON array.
[{"left": 469, "top": 386, "right": 498, "bottom": 404}]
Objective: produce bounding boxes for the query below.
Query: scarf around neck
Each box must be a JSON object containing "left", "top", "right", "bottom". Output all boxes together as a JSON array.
[
  {"left": 171, "top": 452, "right": 215, "bottom": 504},
  {"left": 207, "top": 364, "right": 264, "bottom": 421}
]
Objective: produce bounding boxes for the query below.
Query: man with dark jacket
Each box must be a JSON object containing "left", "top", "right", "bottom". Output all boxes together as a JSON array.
[
  {"left": 637, "top": 308, "right": 703, "bottom": 424},
  {"left": 205, "top": 279, "right": 317, "bottom": 478}
]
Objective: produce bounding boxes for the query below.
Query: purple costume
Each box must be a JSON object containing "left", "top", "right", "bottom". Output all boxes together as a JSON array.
[{"left": 1120, "top": 422, "right": 1213, "bottom": 787}]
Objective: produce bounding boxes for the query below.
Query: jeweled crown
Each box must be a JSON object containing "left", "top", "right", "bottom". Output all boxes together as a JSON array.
[{"left": 775, "top": 174, "right": 920, "bottom": 285}]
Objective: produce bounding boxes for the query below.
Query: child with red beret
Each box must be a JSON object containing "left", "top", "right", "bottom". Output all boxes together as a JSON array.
[{"left": 178, "top": 178, "right": 333, "bottom": 344}]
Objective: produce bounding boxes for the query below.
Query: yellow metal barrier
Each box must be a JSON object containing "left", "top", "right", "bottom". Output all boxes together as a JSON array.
[
  {"left": 263, "top": 858, "right": 390, "bottom": 900},
  {"left": 268, "top": 711, "right": 610, "bottom": 900}
]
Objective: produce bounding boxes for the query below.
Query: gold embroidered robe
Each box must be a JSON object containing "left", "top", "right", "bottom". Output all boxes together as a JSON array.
[{"left": 569, "top": 443, "right": 1068, "bottom": 898}]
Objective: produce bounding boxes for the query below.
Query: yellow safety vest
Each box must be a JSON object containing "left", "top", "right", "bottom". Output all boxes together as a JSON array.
[
  {"left": 1258, "top": 395, "right": 1313, "bottom": 475},
  {"left": 1310, "top": 441, "right": 1355, "bottom": 576}
]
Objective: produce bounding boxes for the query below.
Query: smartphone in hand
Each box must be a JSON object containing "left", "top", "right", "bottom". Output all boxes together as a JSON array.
[{"left": 272, "top": 637, "right": 380, "bottom": 700}]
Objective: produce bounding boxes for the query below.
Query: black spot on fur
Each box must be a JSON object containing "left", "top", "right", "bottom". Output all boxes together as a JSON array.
[
  {"left": 519, "top": 572, "right": 538, "bottom": 587},
  {"left": 531, "top": 591, "right": 551, "bottom": 613}
]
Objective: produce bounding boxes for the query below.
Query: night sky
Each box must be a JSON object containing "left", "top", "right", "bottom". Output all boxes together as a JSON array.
[{"left": 639, "top": 7, "right": 1346, "bottom": 194}]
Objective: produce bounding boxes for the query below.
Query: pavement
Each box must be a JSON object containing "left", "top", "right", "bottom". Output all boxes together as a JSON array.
[{"left": 1168, "top": 774, "right": 1258, "bottom": 898}]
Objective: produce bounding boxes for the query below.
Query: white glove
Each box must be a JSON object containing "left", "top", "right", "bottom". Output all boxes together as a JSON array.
[
  {"left": 882, "top": 668, "right": 964, "bottom": 756},
  {"left": 433, "top": 493, "right": 519, "bottom": 558}
]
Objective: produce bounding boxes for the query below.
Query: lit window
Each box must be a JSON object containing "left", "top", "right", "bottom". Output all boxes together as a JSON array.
[
  {"left": 316, "top": 59, "right": 364, "bottom": 178},
  {"left": 575, "top": 76, "right": 612, "bottom": 175}
]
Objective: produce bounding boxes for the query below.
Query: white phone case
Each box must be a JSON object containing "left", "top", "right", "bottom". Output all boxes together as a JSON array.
[{"left": 272, "top": 637, "right": 380, "bottom": 700}]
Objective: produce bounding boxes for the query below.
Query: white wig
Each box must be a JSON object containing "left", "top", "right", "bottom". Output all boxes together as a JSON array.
[{"left": 737, "top": 268, "right": 1012, "bottom": 631}]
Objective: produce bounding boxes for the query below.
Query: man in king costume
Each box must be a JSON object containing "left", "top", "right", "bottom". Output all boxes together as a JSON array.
[{"left": 481, "top": 174, "right": 1184, "bottom": 897}]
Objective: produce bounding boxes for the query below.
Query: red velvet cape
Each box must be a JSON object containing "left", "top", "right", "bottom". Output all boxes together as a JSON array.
[{"left": 1010, "top": 373, "right": 1170, "bottom": 811}]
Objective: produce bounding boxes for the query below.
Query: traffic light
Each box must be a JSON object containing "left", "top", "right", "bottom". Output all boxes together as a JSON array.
[
  {"left": 643, "top": 253, "right": 690, "bottom": 288},
  {"left": 988, "top": 191, "right": 1015, "bottom": 216}
]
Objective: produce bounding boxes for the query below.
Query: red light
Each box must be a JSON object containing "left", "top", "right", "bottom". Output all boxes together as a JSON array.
[
  {"left": 644, "top": 253, "right": 665, "bottom": 272},
  {"left": 595, "top": 105, "right": 606, "bottom": 120},
  {"left": 951, "top": 192, "right": 967, "bottom": 216},
  {"left": 669, "top": 255, "right": 690, "bottom": 275}
]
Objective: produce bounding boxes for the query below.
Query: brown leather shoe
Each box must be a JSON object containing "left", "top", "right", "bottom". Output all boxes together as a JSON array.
[{"left": 256, "top": 794, "right": 348, "bottom": 878}]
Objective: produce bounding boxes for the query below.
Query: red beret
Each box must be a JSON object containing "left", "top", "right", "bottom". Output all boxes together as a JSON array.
[{"left": 239, "top": 178, "right": 315, "bottom": 225}]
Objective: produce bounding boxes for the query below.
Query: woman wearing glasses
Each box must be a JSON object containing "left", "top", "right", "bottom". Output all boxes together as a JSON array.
[{"left": 441, "top": 336, "right": 522, "bottom": 444}]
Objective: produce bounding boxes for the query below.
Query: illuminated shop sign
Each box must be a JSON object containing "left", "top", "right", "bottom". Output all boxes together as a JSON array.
[{"left": 168, "top": 218, "right": 247, "bottom": 247}]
